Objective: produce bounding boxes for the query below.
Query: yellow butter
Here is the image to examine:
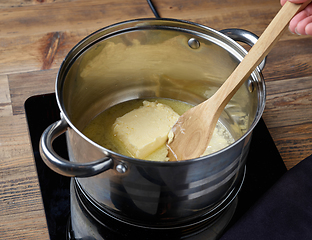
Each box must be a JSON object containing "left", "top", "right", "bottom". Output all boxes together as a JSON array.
[{"left": 112, "top": 101, "right": 179, "bottom": 159}]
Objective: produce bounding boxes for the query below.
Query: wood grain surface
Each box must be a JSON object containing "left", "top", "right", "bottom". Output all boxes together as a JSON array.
[{"left": 1, "top": 0, "right": 311, "bottom": 239}]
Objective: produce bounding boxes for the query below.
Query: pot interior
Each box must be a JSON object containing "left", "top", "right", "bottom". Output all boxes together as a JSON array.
[{"left": 58, "top": 19, "right": 265, "bottom": 152}]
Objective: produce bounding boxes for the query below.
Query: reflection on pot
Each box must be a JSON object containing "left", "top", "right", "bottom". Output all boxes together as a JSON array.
[{"left": 40, "top": 18, "right": 265, "bottom": 226}]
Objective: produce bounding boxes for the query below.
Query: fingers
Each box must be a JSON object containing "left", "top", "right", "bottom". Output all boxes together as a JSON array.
[
  {"left": 294, "top": 15, "right": 312, "bottom": 35},
  {"left": 289, "top": 4, "right": 312, "bottom": 34},
  {"left": 280, "top": 0, "right": 312, "bottom": 35},
  {"left": 305, "top": 22, "right": 312, "bottom": 35}
]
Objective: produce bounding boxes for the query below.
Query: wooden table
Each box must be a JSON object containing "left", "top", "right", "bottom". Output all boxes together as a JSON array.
[{"left": 1, "top": 0, "right": 311, "bottom": 239}]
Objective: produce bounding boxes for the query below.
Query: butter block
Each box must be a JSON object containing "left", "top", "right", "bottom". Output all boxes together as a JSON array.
[{"left": 112, "top": 101, "right": 179, "bottom": 159}]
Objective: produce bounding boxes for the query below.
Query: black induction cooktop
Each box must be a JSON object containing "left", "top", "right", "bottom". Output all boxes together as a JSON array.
[{"left": 25, "top": 93, "right": 287, "bottom": 240}]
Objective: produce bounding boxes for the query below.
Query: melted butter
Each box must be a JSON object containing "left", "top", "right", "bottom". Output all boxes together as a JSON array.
[{"left": 82, "top": 98, "right": 235, "bottom": 161}]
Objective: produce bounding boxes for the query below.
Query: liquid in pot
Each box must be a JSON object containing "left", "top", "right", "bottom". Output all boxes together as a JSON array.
[{"left": 82, "top": 98, "right": 234, "bottom": 161}]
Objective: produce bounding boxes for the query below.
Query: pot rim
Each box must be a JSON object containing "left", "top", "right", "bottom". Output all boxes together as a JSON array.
[{"left": 55, "top": 18, "right": 266, "bottom": 166}]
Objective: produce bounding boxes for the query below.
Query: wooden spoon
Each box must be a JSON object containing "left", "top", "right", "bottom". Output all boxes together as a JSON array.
[{"left": 167, "top": 1, "right": 311, "bottom": 161}]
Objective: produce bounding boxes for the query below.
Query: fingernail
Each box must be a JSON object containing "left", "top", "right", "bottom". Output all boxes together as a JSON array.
[
  {"left": 295, "top": 27, "right": 301, "bottom": 35},
  {"left": 289, "top": 26, "right": 295, "bottom": 34}
]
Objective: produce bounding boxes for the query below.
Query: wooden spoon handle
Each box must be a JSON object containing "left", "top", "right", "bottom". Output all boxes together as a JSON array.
[
  {"left": 167, "top": 1, "right": 311, "bottom": 161},
  {"left": 212, "top": 0, "right": 312, "bottom": 110}
]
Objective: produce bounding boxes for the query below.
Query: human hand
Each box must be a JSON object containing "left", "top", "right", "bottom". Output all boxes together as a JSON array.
[{"left": 280, "top": 0, "right": 312, "bottom": 35}]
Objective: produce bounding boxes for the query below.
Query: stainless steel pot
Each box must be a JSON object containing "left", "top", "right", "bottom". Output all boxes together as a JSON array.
[{"left": 40, "top": 19, "right": 265, "bottom": 226}]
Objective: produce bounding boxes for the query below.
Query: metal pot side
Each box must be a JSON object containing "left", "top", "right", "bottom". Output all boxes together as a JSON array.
[{"left": 41, "top": 18, "right": 265, "bottom": 225}]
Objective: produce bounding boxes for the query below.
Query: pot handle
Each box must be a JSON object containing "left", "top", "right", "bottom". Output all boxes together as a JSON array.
[
  {"left": 39, "top": 119, "right": 113, "bottom": 178},
  {"left": 220, "top": 28, "right": 266, "bottom": 71}
]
